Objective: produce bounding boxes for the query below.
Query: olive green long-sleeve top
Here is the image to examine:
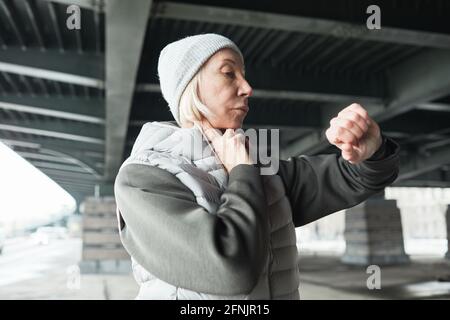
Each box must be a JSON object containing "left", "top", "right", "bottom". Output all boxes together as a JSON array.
[{"left": 114, "top": 136, "right": 399, "bottom": 295}]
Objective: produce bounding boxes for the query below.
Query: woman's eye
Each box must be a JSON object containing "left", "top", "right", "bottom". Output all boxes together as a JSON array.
[{"left": 225, "top": 72, "right": 235, "bottom": 78}]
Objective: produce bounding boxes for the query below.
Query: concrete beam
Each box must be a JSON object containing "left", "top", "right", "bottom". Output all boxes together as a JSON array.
[
  {"left": 52, "top": 181, "right": 95, "bottom": 192},
  {"left": 29, "top": 160, "right": 93, "bottom": 173},
  {"left": 15, "top": 148, "right": 101, "bottom": 178},
  {"left": 51, "top": 180, "right": 96, "bottom": 194},
  {"left": 420, "top": 137, "right": 450, "bottom": 152},
  {"left": 39, "top": 148, "right": 102, "bottom": 176},
  {"left": 395, "top": 167, "right": 450, "bottom": 186},
  {"left": 3, "top": 138, "right": 104, "bottom": 172},
  {"left": 377, "top": 49, "right": 450, "bottom": 123},
  {"left": 0, "top": 135, "right": 104, "bottom": 153},
  {"left": 51, "top": 178, "right": 96, "bottom": 189},
  {"left": 39, "top": 168, "right": 99, "bottom": 181},
  {"left": 154, "top": 2, "right": 450, "bottom": 49},
  {"left": 280, "top": 131, "right": 323, "bottom": 159},
  {"left": 0, "top": 95, "right": 104, "bottom": 124},
  {"left": 397, "top": 146, "right": 450, "bottom": 181},
  {"left": 0, "top": 47, "right": 104, "bottom": 87},
  {"left": 136, "top": 83, "right": 382, "bottom": 104},
  {"left": 17, "top": 151, "right": 77, "bottom": 163},
  {"left": 59, "top": 187, "right": 94, "bottom": 195},
  {"left": 0, "top": 118, "right": 104, "bottom": 144},
  {"left": 392, "top": 180, "right": 450, "bottom": 188},
  {"left": 104, "top": 0, "right": 152, "bottom": 181},
  {"left": 416, "top": 102, "right": 450, "bottom": 112},
  {"left": 56, "top": 184, "right": 96, "bottom": 192},
  {"left": 283, "top": 49, "right": 450, "bottom": 157}
]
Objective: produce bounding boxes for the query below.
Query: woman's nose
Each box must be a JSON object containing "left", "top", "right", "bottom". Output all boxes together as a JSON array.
[{"left": 239, "top": 78, "right": 253, "bottom": 98}]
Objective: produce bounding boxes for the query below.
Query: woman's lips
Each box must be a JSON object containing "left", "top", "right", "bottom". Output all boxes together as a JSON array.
[{"left": 235, "top": 106, "right": 249, "bottom": 113}]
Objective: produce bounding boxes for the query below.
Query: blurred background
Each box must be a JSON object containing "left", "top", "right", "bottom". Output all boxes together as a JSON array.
[{"left": 1, "top": 0, "right": 450, "bottom": 299}]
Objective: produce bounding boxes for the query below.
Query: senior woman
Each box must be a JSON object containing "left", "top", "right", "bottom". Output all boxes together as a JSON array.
[{"left": 114, "top": 34, "right": 399, "bottom": 300}]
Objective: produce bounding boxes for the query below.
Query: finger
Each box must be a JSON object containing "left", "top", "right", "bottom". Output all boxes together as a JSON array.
[
  {"left": 345, "top": 103, "right": 371, "bottom": 126},
  {"left": 203, "top": 127, "right": 222, "bottom": 142},
  {"left": 342, "top": 150, "right": 354, "bottom": 162},
  {"left": 224, "top": 128, "right": 235, "bottom": 138},
  {"left": 199, "top": 119, "right": 221, "bottom": 142},
  {"left": 233, "top": 132, "right": 246, "bottom": 144},
  {"left": 337, "top": 109, "right": 369, "bottom": 133},
  {"left": 338, "top": 142, "right": 353, "bottom": 153},
  {"left": 326, "top": 126, "right": 358, "bottom": 145},
  {"left": 234, "top": 128, "right": 246, "bottom": 136},
  {"left": 338, "top": 143, "right": 357, "bottom": 162},
  {"left": 330, "top": 117, "right": 364, "bottom": 140}
]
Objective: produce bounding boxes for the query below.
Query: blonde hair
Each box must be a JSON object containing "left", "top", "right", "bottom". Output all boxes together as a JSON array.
[{"left": 178, "top": 68, "right": 212, "bottom": 127}]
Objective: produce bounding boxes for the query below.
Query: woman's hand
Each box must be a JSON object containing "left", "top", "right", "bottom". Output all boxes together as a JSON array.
[
  {"left": 325, "top": 103, "right": 382, "bottom": 164},
  {"left": 197, "top": 119, "right": 254, "bottom": 173}
]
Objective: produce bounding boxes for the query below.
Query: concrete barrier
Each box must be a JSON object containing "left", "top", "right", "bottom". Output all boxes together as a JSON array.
[{"left": 79, "top": 196, "right": 131, "bottom": 274}]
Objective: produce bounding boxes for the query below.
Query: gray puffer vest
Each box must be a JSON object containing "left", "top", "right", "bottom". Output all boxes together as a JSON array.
[{"left": 118, "top": 121, "right": 300, "bottom": 299}]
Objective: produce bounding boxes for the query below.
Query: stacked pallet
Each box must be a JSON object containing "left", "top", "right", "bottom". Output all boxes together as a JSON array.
[{"left": 79, "top": 196, "right": 131, "bottom": 274}]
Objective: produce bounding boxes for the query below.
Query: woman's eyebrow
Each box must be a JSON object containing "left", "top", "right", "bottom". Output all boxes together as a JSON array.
[
  {"left": 220, "top": 59, "right": 245, "bottom": 73},
  {"left": 219, "top": 59, "right": 236, "bottom": 67}
]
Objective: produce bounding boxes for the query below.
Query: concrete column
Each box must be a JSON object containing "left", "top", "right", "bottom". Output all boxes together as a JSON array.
[
  {"left": 79, "top": 195, "right": 131, "bottom": 274},
  {"left": 446, "top": 205, "right": 450, "bottom": 259},
  {"left": 341, "top": 190, "right": 410, "bottom": 265}
]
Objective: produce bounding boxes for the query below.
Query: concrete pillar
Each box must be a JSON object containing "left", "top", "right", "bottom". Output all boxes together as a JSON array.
[
  {"left": 78, "top": 195, "right": 131, "bottom": 274},
  {"left": 446, "top": 205, "right": 450, "bottom": 259},
  {"left": 341, "top": 190, "right": 410, "bottom": 265}
]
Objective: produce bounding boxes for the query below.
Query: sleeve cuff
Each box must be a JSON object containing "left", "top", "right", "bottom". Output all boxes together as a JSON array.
[
  {"left": 229, "top": 164, "right": 260, "bottom": 181},
  {"left": 362, "top": 136, "right": 400, "bottom": 166},
  {"left": 366, "top": 134, "right": 388, "bottom": 161}
]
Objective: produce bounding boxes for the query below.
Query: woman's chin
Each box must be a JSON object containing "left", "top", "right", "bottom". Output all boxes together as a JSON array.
[
  {"left": 231, "top": 115, "right": 246, "bottom": 129},
  {"left": 213, "top": 119, "right": 245, "bottom": 130},
  {"left": 229, "top": 121, "right": 244, "bottom": 130}
]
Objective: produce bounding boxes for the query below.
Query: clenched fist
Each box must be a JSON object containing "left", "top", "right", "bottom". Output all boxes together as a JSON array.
[{"left": 326, "top": 103, "right": 382, "bottom": 164}]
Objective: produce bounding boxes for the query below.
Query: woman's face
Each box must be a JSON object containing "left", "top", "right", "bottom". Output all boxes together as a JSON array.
[{"left": 198, "top": 48, "right": 253, "bottom": 129}]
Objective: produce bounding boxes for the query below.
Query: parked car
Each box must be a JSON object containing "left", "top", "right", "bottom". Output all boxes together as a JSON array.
[{"left": 30, "top": 226, "right": 68, "bottom": 245}]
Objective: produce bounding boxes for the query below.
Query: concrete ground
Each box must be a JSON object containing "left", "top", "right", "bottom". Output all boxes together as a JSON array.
[
  {"left": 0, "top": 236, "right": 138, "bottom": 300},
  {"left": 0, "top": 236, "right": 449, "bottom": 300},
  {"left": 298, "top": 254, "right": 450, "bottom": 299}
]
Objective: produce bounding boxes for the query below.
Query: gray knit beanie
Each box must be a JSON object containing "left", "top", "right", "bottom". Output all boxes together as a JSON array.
[{"left": 157, "top": 33, "right": 244, "bottom": 126}]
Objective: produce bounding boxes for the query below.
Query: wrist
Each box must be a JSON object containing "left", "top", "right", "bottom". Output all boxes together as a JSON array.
[{"left": 367, "top": 134, "right": 387, "bottom": 161}]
